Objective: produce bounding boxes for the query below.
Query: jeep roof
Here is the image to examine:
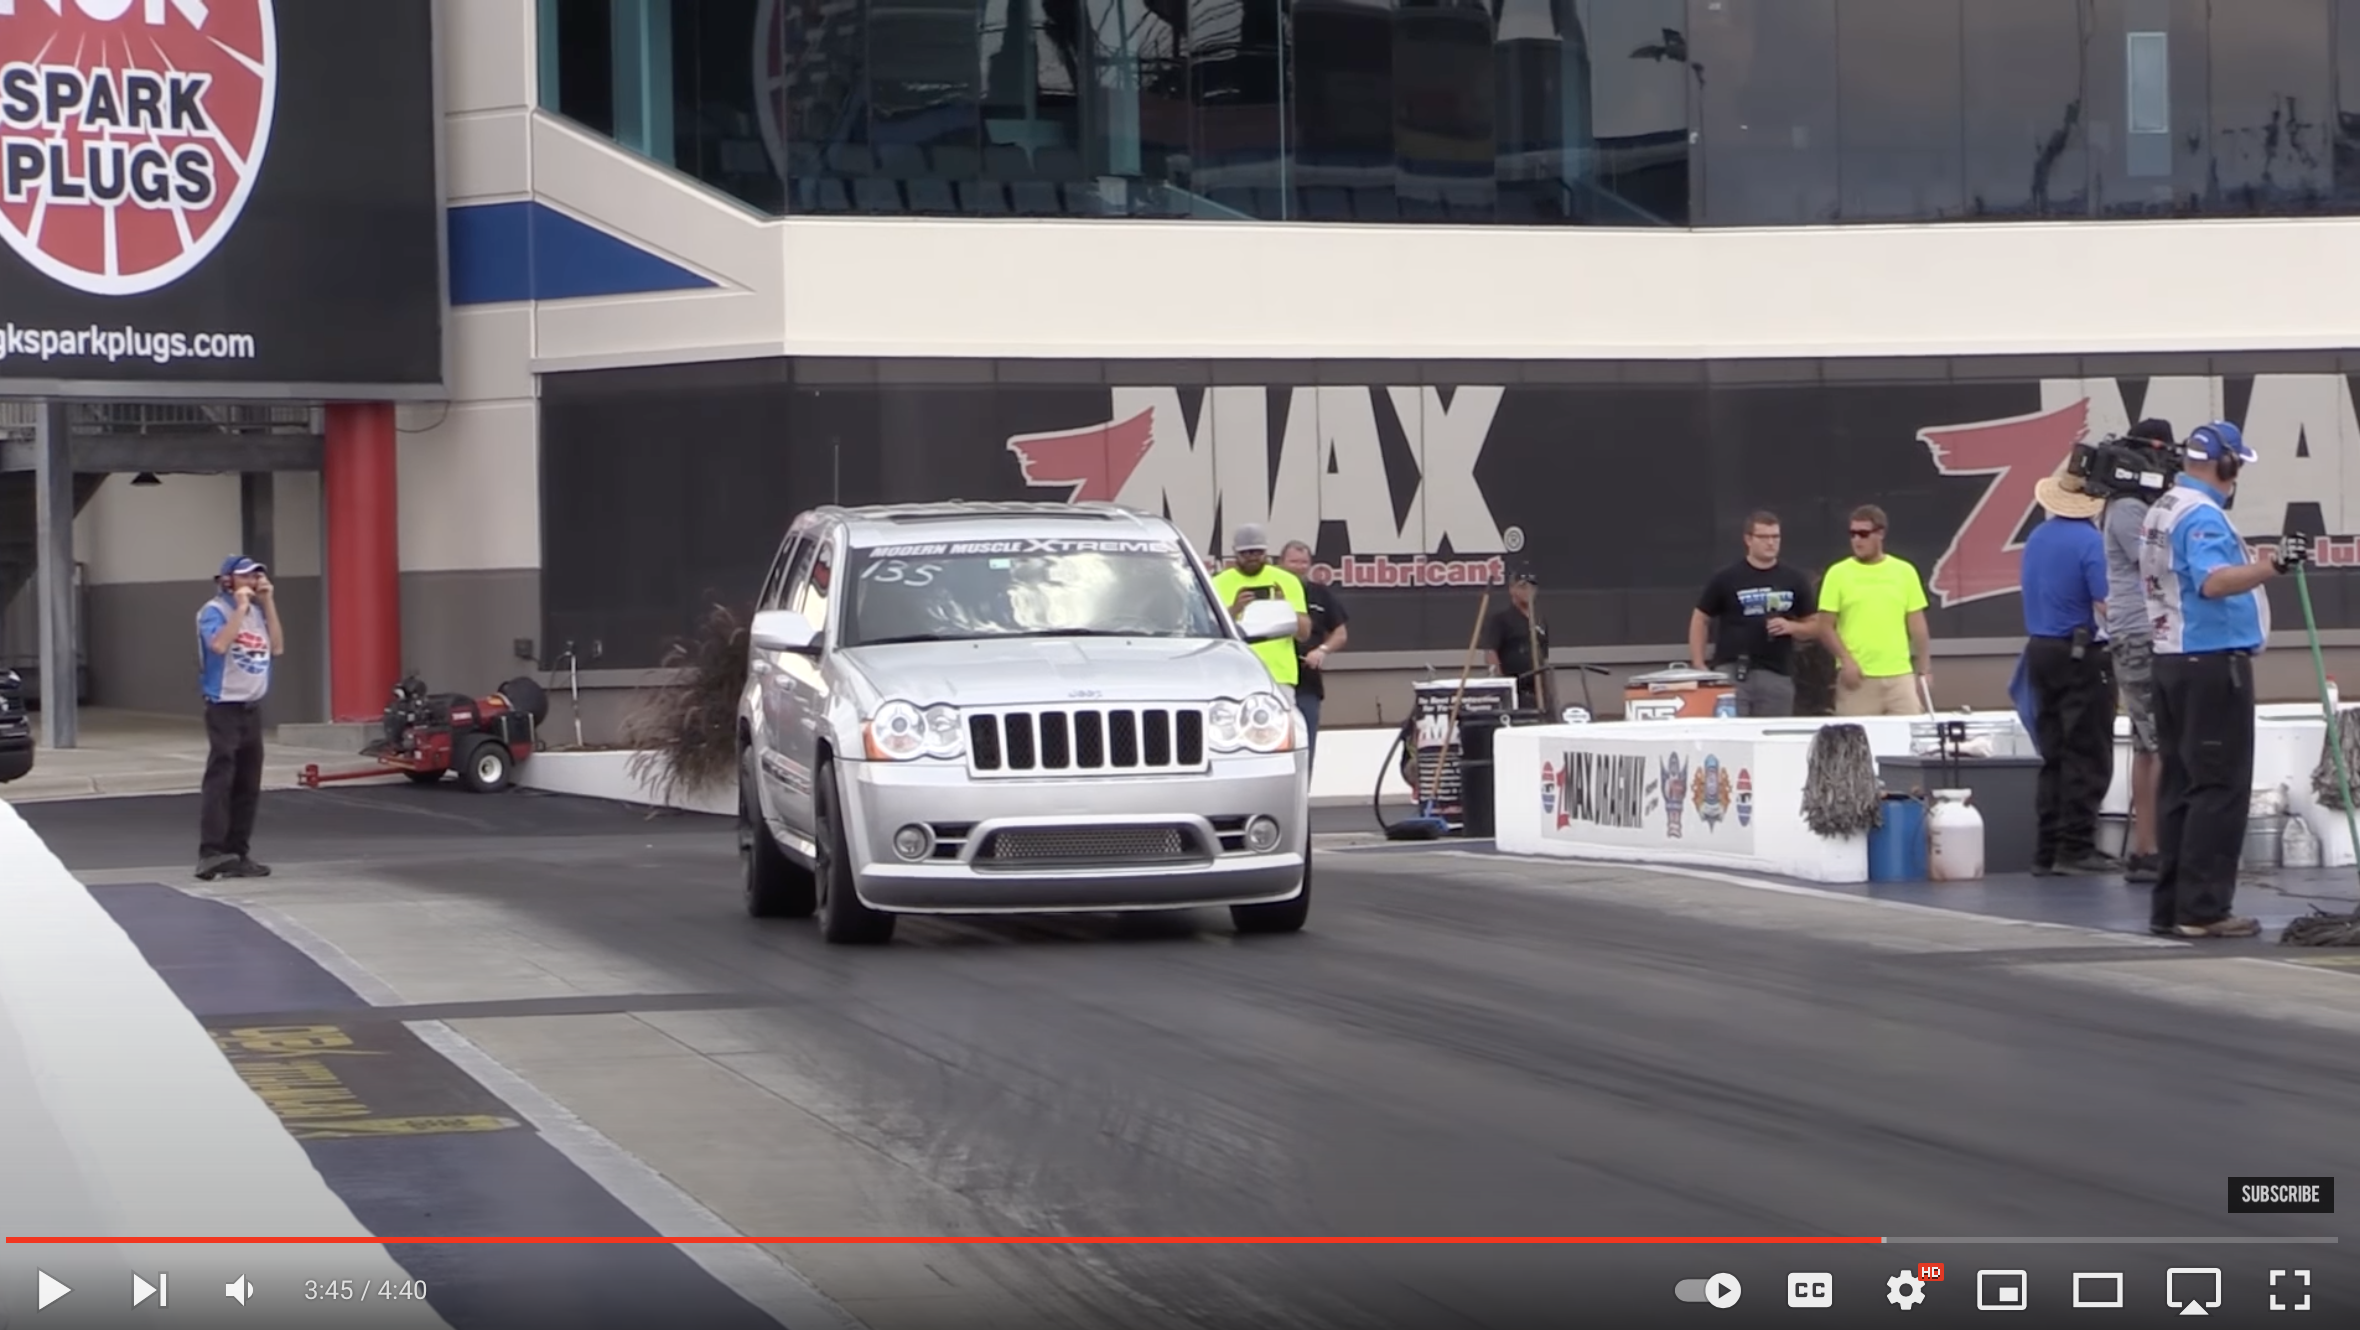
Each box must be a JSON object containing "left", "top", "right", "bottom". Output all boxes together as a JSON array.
[{"left": 809, "top": 501, "right": 1183, "bottom": 550}]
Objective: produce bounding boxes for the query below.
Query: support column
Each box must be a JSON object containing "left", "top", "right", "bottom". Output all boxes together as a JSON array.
[
  {"left": 323, "top": 402, "right": 401, "bottom": 723},
  {"left": 32, "top": 399, "right": 75, "bottom": 749}
]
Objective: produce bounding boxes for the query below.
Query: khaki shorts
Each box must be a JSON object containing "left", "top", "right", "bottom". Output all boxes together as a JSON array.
[
  {"left": 1834, "top": 672, "right": 1922, "bottom": 717},
  {"left": 2113, "top": 636, "right": 2158, "bottom": 753}
]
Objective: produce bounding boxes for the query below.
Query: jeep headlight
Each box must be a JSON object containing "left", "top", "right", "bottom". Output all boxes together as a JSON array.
[
  {"left": 864, "top": 700, "right": 965, "bottom": 761},
  {"left": 1208, "top": 693, "right": 1294, "bottom": 754}
]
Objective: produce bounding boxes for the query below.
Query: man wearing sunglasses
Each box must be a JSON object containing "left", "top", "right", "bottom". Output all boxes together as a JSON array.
[{"left": 1817, "top": 505, "right": 1933, "bottom": 716}]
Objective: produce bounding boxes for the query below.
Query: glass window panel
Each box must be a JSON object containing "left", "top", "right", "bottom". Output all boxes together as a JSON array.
[
  {"left": 2083, "top": 0, "right": 2193, "bottom": 212},
  {"left": 545, "top": 0, "right": 617, "bottom": 137},
  {"left": 1693, "top": 0, "right": 1840, "bottom": 225},
  {"left": 1394, "top": 0, "right": 1496, "bottom": 220},
  {"left": 1960, "top": 0, "right": 2087, "bottom": 218},
  {"left": 2339, "top": 0, "right": 2360, "bottom": 204},
  {"left": 1188, "top": 0, "right": 1287, "bottom": 209},
  {"left": 1574, "top": 0, "right": 1692, "bottom": 226},
  {"left": 2126, "top": 32, "right": 2169, "bottom": 133},
  {"left": 773, "top": 0, "right": 874, "bottom": 214},
  {"left": 669, "top": 0, "right": 786, "bottom": 214},
  {"left": 2203, "top": 0, "right": 2333, "bottom": 214},
  {"left": 1291, "top": 0, "right": 1396, "bottom": 189},
  {"left": 1833, "top": 0, "right": 1963, "bottom": 221},
  {"left": 1082, "top": 0, "right": 1187, "bottom": 210}
]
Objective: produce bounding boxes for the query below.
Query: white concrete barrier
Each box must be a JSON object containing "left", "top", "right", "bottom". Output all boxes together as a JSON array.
[
  {"left": 0, "top": 801, "right": 443, "bottom": 1321},
  {"left": 1495, "top": 723, "right": 1869, "bottom": 882},
  {"left": 515, "top": 750, "right": 733, "bottom": 816}
]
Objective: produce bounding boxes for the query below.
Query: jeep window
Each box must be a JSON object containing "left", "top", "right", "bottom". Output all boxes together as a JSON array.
[{"left": 841, "top": 539, "right": 1225, "bottom": 647}]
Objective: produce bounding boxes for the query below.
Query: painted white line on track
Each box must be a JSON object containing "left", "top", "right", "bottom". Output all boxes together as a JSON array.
[
  {"left": 1403, "top": 847, "right": 2190, "bottom": 948},
  {"left": 236, "top": 901, "right": 869, "bottom": 1330}
]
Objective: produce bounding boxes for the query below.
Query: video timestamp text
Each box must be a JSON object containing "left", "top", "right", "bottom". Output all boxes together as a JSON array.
[{"left": 303, "top": 1278, "right": 430, "bottom": 1301}]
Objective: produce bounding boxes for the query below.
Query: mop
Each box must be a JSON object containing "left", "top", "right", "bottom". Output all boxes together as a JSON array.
[
  {"left": 1800, "top": 723, "right": 1881, "bottom": 837},
  {"left": 1382, "top": 593, "right": 1489, "bottom": 841},
  {"left": 2279, "top": 551, "right": 2360, "bottom": 945}
]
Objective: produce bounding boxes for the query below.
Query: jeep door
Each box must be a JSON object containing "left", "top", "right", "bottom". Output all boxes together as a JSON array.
[{"left": 766, "top": 524, "right": 842, "bottom": 841}]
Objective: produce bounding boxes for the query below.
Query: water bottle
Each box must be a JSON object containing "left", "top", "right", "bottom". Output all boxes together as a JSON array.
[{"left": 1714, "top": 693, "right": 1737, "bottom": 719}]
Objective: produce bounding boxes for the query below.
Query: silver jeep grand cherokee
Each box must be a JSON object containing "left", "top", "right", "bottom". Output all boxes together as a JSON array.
[{"left": 736, "top": 501, "right": 1313, "bottom": 945}]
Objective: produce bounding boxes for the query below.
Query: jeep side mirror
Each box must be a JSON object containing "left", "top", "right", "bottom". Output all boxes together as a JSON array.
[
  {"left": 1237, "top": 599, "right": 1297, "bottom": 643},
  {"left": 750, "top": 609, "right": 820, "bottom": 653}
]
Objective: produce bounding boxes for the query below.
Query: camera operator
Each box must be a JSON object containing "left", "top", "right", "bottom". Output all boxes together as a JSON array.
[
  {"left": 2020, "top": 465, "right": 2119, "bottom": 876},
  {"left": 2098, "top": 419, "right": 2178, "bottom": 882},
  {"left": 2138, "top": 421, "right": 2296, "bottom": 940}
]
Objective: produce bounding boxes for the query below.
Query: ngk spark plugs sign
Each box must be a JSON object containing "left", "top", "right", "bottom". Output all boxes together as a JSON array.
[{"left": 0, "top": 0, "right": 439, "bottom": 388}]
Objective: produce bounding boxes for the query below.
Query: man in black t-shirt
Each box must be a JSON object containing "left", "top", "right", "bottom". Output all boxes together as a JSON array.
[
  {"left": 1688, "top": 510, "right": 1819, "bottom": 717},
  {"left": 1279, "top": 540, "right": 1349, "bottom": 745},
  {"left": 1482, "top": 570, "right": 1550, "bottom": 711}
]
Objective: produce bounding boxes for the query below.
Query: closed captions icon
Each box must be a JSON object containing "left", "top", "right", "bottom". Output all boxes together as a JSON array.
[{"left": 1787, "top": 1273, "right": 1832, "bottom": 1308}]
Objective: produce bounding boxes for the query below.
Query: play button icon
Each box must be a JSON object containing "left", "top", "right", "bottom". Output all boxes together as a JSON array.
[
  {"left": 1706, "top": 1274, "right": 1743, "bottom": 1308},
  {"left": 37, "top": 1270, "right": 70, "bottom": 1310}
]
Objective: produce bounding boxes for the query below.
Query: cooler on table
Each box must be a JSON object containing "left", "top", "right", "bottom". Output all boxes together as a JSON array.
[{"left": 1624, "top": 665, "right": 1735, "bottom": 721}]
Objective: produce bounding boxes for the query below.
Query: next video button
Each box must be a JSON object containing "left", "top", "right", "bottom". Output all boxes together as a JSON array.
[{"left": 2227, "top": 1176, "right": 2335, "bottom": 1213}]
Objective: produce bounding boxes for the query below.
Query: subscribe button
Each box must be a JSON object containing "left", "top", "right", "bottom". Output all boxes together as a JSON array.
[{"left": 2228, "top": 1175, "right": 2335, "bottom": 1214}]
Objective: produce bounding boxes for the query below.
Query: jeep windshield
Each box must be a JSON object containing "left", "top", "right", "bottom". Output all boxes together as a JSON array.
[{"left": 841, "top": 537, "right": 1227, "bottom": 648}]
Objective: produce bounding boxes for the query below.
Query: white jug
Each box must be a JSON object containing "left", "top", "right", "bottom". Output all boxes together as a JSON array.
[
  {"left": 1927, "top": 788, "right": 1986, "bottom": 881},
  {"left": 2283, "top": 815, "right": 2322, "bottom": 869}
]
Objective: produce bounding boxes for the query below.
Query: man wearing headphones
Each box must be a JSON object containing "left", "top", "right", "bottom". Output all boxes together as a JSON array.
[{"left": 2139, "top": 421, "right": 2302, "bottom": 939}]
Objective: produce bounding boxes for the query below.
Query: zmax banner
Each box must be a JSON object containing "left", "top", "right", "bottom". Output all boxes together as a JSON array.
[
  {"left": 540, "top": 363, "right": 2360, "bottom": 668},
  {"left": 0, "top": 0, "right": 441, "bottom": 388}
]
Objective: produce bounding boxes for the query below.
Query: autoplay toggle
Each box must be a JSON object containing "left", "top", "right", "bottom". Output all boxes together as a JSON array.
[{"left": 1674, "top": 1274, "right": 1743, "bottom": 1308}]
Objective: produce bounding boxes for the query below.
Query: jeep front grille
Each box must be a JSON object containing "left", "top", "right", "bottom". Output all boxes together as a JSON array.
[
  {"left": 974, "top": 824, "right": 1208, "bottom": 868},
  {"left": 967, "top": 707, "right": 1206, "bottom": 775}
]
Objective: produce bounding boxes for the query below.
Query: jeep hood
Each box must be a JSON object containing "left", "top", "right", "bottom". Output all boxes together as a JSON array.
[{"left": 840, "top": 637, "right": 1281, "bottom": 708}]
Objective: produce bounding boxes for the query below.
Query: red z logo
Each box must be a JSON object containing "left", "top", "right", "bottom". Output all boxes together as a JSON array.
[{"left": 1917, "top": 400, "right": 2090, "bottom": 607}]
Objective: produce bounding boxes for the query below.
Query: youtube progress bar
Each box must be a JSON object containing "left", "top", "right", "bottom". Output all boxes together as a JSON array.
[{"left": 4, "top": 1235, "right": 2339, "bottom": 1245}]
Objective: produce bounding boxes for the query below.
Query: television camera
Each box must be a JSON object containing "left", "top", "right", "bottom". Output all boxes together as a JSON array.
[{"left": 2067, "top": 432, "right": 2182, "bottom": 502}]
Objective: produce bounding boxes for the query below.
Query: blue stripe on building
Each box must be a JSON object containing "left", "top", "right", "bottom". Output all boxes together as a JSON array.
[{"left": 446, "top": 200, "right": 717, "bottom": 305}]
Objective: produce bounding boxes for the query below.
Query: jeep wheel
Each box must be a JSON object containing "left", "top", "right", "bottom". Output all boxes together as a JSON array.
[
  {"left": 741, "top": 756, "right": 817, "bottom": 919},
  {"left": 814, "top": 758, "right": 895, "bottom": 945},
  {"left": 1231, "top": 850, "right": 1311, "bottom": 935}
]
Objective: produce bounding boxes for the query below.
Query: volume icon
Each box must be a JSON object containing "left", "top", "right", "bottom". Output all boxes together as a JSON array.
[{"left": 225, "top": 1276, "right": 254, "bottom": 1305}]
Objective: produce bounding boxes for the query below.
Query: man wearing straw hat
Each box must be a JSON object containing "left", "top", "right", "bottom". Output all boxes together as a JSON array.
[{"left": 2020, "top": 463, "right": 2122, "bottom": 876}]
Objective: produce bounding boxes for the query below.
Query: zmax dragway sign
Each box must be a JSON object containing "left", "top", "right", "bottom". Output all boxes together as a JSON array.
[{"left": 0, "top": 0, "right": 276, "bottom": 296}]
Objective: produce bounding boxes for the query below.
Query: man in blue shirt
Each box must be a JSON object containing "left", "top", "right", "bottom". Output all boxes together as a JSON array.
[
  {"left": 2021, "top": 464, "right": 2120, "bottom": 875},
  {"left": 2138, "top": 422, "right": 2297, "bottom": 939},
  {"left": 195, "top": 554, "right": 283, "bottom": 881}
]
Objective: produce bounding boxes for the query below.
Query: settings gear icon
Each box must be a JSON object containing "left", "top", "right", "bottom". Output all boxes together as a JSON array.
[{"left": 1886, "top": 1269, "right": 1928, "bottom": 1310}]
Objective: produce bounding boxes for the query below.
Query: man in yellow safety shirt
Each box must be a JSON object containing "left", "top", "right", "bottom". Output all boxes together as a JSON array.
[{"left": 1210, "top": 523, "right": 1311, "bottom": 698}]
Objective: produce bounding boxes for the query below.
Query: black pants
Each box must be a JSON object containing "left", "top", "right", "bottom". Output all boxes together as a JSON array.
[
  {"left": 200, "top": 701, "right": 265, "bottom": 860},
  {"left": 2150, "top": 651, "right": 2255, "bottom": 929},
  {"left": 2027, "top": 636, "right": 2118, "bottom": 866}
]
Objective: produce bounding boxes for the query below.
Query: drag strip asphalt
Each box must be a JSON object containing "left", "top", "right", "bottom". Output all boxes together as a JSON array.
[{"left": 18, "top": 785, "right": 2360, "bottom": 1328}]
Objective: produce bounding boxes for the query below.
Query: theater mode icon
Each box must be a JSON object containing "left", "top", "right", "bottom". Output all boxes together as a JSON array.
[{"left": 2073, "top": 1273, "right": 2126, "bottom": 1308}]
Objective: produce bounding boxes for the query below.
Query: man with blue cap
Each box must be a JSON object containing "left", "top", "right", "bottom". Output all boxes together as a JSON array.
[
  {"left": 2137, "top": 421, "right": 2305, "bottom": 938},
  {"left": 194, "top": 554, "right": 284, "bottom": 881}
]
